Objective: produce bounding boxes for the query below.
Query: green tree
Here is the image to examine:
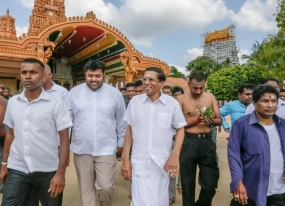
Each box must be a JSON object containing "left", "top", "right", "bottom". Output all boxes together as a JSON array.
[
  {"left": 206, "top": 65, "right": 263, "bottom": 100},
  {"left": 169, "top": 66, "right": 185, "bottom": 78},
  {"left": 186, "top": 56, "right": 222, "bottom": 77}
]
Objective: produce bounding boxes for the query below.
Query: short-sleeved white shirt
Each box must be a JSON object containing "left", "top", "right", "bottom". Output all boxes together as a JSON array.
[
  {"left": 124, "top": 93, "right": 186, "bottom": 177},
  {"left": 3, "top": 89, "right": 73, "bottom": 174}
]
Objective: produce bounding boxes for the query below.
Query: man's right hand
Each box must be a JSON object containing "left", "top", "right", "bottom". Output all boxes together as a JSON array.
[
  {"left": 121, "top": 158, "right": 132, "bottom": 180},
  {"left": 233, "top": 181, "right": 248, "bottom": 205},
  {"left": 0, "top": 164, "right": 8, "bottom": 184},
  {"left": 224, "top": 128, "right": 230, "bottom": 133}
]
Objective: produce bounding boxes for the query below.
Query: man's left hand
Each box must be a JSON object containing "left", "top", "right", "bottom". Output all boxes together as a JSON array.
[
  {"left": 200, "top": 116, "right": 214, "bottom": 125},
  {"left": 117, "top": 147, "right": 123, "bottom": 154},
  {"left": 164, "top": 154, "right": 179, "bottom": 177},
  {"left": 48, "top": 173, "right": 65, "bottom": 198}
]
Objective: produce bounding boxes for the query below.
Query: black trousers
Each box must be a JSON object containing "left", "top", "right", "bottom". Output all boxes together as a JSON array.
[
  {"left": 180, "top": 132, "right": 219, "bottom": 206},
  {"left": 230, "top": 192, "right": 285, "bottom": 206},
  {"left": 1, "top": 169, "right": 62, "bottom": 206}
]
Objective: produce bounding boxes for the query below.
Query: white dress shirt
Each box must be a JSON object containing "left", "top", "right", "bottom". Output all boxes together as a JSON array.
[
  {"left": 65, "top": 83, "right": 126, "bottom": 156},
  {"left": 124, "top": 93, "right": 186, "bottom": 177},
  {"left": 246, "top": 99, "right": 285, "bottom": 119},
  {"left": 3, "top": 89, "right": 73, "bottom": 174},
  {"left": 45, "top": 81, "right": 68, "bottom": 99}
]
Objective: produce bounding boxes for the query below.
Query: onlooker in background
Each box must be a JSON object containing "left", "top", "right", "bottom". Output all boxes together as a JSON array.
[
  {"left": 134, "top": 80, "right": 144, "bottom": 95},
  {"left": 119, "top": 87, "right": 126, "bottom": 96},
  {"left": 280, "top": 89, "right": 285, "bottom": 101},
  {"left": 162, "top": 85, "right": 173, "bottom": 96},
  {"left": 172, "top": 86, "right": 184, "bottom": 98},
  {"left": 220, "top": 84, "right": 253, "bottom": 133},
  {"left": 42, "top": 64, "right": 68, "bottom": 99},
  {"left": 124, "top": 82, "right": 136, "bottom": 108},
  {"left": 246, "top": 77, "right": 285, "bottom": 119},
  {"left": 228, "top": 85, "right": 285, "bottom": 206},
  {"left": 2, "top": 87, "right": 10, "bottom": 102}
]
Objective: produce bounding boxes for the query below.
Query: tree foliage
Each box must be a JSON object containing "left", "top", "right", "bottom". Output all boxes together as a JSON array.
[
  {"left": 186, "top": 56, "right": 222, "bottom": 77},
  {"left": 169, "top": 66, "right": 185, "bottom": 78},
  {"left": 206, "top": 65, "right": 263, "bottom": 100}
]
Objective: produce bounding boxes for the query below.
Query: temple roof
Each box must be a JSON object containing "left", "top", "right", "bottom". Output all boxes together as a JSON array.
[{"left": 0, "top": 9, "right": 15, "bottom": 22}]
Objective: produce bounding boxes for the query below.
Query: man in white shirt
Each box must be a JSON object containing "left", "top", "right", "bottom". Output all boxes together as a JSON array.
[
  {"left": 42, "top": 64, "right": 68, "bottom": 99},
  {"left": 0, "top": 58, "right": 72, "bottom": 206},
  {"left": 64, "top": 59, "right": 126, "bottom": 206},
  {"left": 121, "top": 67, "right": 186, "bottom": 205}
]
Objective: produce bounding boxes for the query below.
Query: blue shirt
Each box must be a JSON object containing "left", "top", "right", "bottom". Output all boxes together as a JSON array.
[
  {"left": 220, "top": 100, "right": 246, "bottom": 129},
  {"left": 228, "top": 112, "right": 285, "bottom": 206}
]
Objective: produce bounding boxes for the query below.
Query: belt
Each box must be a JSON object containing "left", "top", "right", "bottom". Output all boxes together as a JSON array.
[{"left": 185, "top": 132, "right": 211, "bottom": 139}]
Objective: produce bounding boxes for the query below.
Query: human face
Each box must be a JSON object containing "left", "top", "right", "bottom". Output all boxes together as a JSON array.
[
  {"left": 42, "top": 66, "right": 52, "bottom": 87},
  {"left": 135, "top": 86, "right": 144, "bottom": 95},
  {"left": 121, "top": 90, "right": 126, "bottom": 96},
  {"left": 142, "top": 71, "right": 164, "bottom": 96},
  {"left": 126, "top": 86, "right": 136, "bottom": 99},
  {"left": 264, "top": 81, "right": 279, "bottom": 91},
  {"left": 162, "top": 88, "right": 172, "bottom": 96},
  {"left": 239, "top": 88, "right": 253, "bottom": 106},
  {"left": 21, "top": 62, "right": 43, "bottom": 91},
  {"left": 85, "top": 69, "right": 104, "bottom": 91},
  {"left": 173, "top": 92, "right": 182, "bottom": 99},
  {"left": 254, "top": 93, "right": 278, "bottom": 118},
  {"left": 2, "top": 90, "right": 10, "bottom": 98},
  {"left": 280, "top": 92, "right": 285, "bottom": 101},
  {"left": 188, "top": 79, "right": 205, "bottom": 98}
]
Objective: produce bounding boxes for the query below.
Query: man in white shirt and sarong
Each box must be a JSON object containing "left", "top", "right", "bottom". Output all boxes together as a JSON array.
[
  {"left": 65, "top": 59, "right": 126, "bottom": 206},
  {"left": 121, "top": 67, "right": 186, "bottom": 205}
]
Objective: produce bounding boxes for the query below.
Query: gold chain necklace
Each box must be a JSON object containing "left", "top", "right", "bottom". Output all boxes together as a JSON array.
[
  {"left": 258, "top": 118, "right": 274, "bottom": 125},
  {"left": 189, "top": 93, "right": 203, "bottom": 112}
]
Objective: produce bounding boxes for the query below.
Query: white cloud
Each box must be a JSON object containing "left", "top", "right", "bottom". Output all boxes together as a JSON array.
[
  {"left": 183, "top": 47, "right": 203, "bottom": 62},
  {"left": 229, "top": 0, "right": 277, "bottom": 32},
  {"left": 169, "top": 63, "right": 189, "bottom": 75},
  {"left": 16, "top": 0, "right": 34, "bottom": 8},
  {"left": 238, "top": 48, "right": 251, "bottom": 64},
  {"left": 15, "top": 25, "right": 29, "bottom": 36},
  {"left": 65, "top": 0, "right": 229, "bottom": 47}
]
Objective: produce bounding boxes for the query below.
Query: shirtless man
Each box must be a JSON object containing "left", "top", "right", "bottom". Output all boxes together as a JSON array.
[{"left": 177, "top": 71, "right": 222, "bottom": 206}]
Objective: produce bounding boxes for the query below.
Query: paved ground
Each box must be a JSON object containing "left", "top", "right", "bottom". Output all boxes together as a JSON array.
[{"left": 0, "top": 129, "right": 233, "bottom": 206}]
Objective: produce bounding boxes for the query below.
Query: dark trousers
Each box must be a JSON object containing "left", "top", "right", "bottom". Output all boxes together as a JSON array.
[
  {"left": 1, "top": 169, "right": 62, "bottom": 206},
  {"left": 180, "top": 132, "right": 219, "bottom": 206},
  {"left": 230, "top": 192, "right": 285, "bottom": 206}
]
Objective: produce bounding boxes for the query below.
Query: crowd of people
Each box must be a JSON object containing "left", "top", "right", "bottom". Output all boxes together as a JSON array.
[{"left": 0, "top": 57, "right": 284, "bottom": 206}]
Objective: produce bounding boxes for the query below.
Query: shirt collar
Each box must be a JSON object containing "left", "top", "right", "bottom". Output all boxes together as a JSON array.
[
  {"left": 142, "top": 92, "right": 166, "bottom": 105},
  {"left": 18, "top": 88, "right": 49, "bottom": 103},
  {"left": 249, "top": 111, "right": 281, "bottom": 125},
  {"left": 278, "top": 99, "right": 285, "bottom": 106},
  {"left": 48, "top": 81, "right": 57, "bottom": 91}
]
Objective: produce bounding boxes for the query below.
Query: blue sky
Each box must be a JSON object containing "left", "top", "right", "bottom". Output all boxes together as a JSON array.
[{"left": 0, "top": 0, "right": 278, "bottom": 74}]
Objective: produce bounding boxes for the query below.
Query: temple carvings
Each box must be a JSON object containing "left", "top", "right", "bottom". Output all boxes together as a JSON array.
[{"left": 0, "top": 9, "right": 17, "bottom": 40}]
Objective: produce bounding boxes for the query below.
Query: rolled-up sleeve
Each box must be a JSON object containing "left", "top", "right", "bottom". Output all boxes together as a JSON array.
[
  {"left": 220, "top": 104, "right": 230, "bottom": 129},
  {"left": 227, "top": 121, "right": 244, "bottom": 192},
  {"left": 116, "top": 93, "right": 127, "bottom": 148}
]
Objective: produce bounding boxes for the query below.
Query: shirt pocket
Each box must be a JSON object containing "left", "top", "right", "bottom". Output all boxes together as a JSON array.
[
  {"left": 157, "top": 113, "right": 171, "bottom": 128},
  {"left": 99, "top": 98, "right": 115, "bottom": 116},
  {"left": 32, "top": 112, "right": 52, "bottom": 131},
  {"left": 245, "top": 140, "right": 262, "bottom": 155}
]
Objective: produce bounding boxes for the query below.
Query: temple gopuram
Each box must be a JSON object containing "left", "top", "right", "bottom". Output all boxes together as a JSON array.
[{"left": 0, "top": 0, "right": 169, "bottom": 94}]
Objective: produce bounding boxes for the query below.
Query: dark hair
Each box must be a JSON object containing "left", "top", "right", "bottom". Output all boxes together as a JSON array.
[
  {"left": 172, "top": 86, "right": 184, "bottom": 95},
  {"left": 261, "top": 77, "right": 279, "bottom": 86},
  {"left": 119, "top": 87, "right": 126, "bottom": 92},
  {"left": 238, "top": 84, "right": 254, "bottom": 94},
  {"left": 252, "top": 85, "right": 279, "bottom": 103},
  {"left": 125, "top": 82, "right": 135, "bottom": 88},
  {"left": 189, "top": 71, "right": 206, "bottom": 82},
  {"left": 162, "top": 85, "right": 172, "bottom": 91},
  {"left": 134, "top": 80, "right": 143, "bottom": 87},
  {"left": 280, "top": 89, "right": 285, "bottom": 93},
  {"left": 84, "top": 59, "right": 105, "bottom": 73},
  {"left": 143, "top": 67, "right": 166, "bottom": 82},
  {"left": 2, "top": 87, "right": 10, "bottom": 91},
  {"left": 22, "top": 58, "right": 45, "bottom": 72}
]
